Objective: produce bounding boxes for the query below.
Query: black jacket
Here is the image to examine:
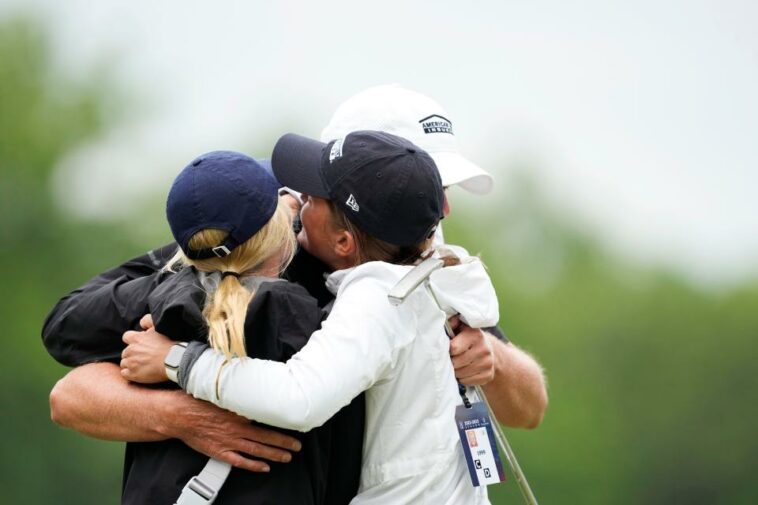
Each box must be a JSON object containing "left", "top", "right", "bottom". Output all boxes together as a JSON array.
[{"left": 42, "top": 244, "right": 364, "bottom": 505}]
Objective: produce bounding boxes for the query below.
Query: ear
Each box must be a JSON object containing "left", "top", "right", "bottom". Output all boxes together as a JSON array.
[{"left": 333, "top": 229, "right": 358, "bottom": 267}]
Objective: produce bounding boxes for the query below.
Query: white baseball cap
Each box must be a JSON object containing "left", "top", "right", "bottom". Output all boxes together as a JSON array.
[{"left": 320, "top": 84, "right": 494, "bottom": 195}]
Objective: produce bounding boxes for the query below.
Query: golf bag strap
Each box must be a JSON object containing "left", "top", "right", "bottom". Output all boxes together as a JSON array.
[{"left": 175, "top": 458, "right": 232, "bottom": 505}]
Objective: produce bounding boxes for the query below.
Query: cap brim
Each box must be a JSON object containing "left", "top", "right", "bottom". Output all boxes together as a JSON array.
[
  {"left": 271, "top": 134, "right": 329, "bottom": 198},
  {"left": 429, "top": 151, "right": 494, "bottom": 195}
]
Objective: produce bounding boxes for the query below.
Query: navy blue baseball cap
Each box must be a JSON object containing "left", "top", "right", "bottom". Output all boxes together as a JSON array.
[
  {"left": 166, "top": 150, "right": 280, "bottom": 260},
  {"left": 272, "top": 130, "right": 444, "bottom": 247}
]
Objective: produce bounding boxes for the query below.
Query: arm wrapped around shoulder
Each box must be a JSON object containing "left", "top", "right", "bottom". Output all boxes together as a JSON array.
[{"left": 428, "top": 257, "right": 499, "bottom": 329}]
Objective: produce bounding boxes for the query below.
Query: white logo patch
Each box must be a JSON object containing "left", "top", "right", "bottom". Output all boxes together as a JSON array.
[
  {"left": 345, "top": 194, "right": 360, "bottom": 212},
  {"left": 329, "top": 138, "right": 345, "bottom": 163}
]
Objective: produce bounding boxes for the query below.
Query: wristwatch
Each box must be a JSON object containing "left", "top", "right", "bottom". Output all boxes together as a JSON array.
[{"left": 164, "top": 342, "right": 188, "bottom": 384}]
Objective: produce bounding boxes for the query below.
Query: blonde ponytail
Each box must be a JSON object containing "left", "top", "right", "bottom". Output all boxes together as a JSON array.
[
  {"left": 204, "top": 274, "right": 252, "bottom": 359},
  {"left": 168, "top": 201, "right": 297, "bottom": 359}
]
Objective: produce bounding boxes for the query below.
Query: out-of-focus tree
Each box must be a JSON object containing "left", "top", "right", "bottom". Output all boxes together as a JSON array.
[
  {"left": 0, "top": 15, "right": 138, "bottom": 503},
  {"left": 445, "top": 175, "right": 758, "bottom": 505},
  {"left": 2, "top": 13, "right": 756, "bottom": 505}
]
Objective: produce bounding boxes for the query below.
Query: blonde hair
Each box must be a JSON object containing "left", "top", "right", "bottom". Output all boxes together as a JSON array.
[{"left": 165, "top": 202, "right": 296, "bottom": 358}]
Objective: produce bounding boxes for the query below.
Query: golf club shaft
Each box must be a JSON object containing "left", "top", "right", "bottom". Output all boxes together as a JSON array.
[
  {"left": 474, "top": 386, "right": 539, "bottom": 505},
  {"left": 431, "top": 286, "right": 539, "bottom": 505}
]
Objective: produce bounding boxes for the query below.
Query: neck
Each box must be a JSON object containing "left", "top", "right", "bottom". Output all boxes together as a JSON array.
[{"left": 241, "top": 255, "right": 281, "bottom": 279}]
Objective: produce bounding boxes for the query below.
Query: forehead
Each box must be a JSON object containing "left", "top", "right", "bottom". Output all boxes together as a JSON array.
[{"left": 305, "top": 196, "right": 336, "bottom": 222}]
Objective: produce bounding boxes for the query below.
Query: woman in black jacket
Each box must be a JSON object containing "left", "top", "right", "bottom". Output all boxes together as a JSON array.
[{"left": 43, "top": 150, "right": 362, "bottom": 505}]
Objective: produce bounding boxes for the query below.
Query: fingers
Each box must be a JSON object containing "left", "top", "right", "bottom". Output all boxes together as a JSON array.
[
  {"left": 449, "top": 329, "right": 476, "bottom": 357},
  {"left": 140, "top": 314, "right": 154, "bottom": 330},
  {"left": 217, "top": 450, "right": 271, "bottom": 473},
  {"left": 244, "top": 424, "right": 302, "bottom": 452},
  {"left": 454, "top": 352, "right": 495, "bottom": 379},
  {"left": 450, "top": 351, "right": 474, "bottom": 370},
  {"left": 120, "top": 364, "right": 132, "bottom": 379},
  {"left": 455, "top": 354, "right": 496, "bottom": 384},
  {"left": 455, "top": 346, "right": 494, "bottom": 382},
  {"left": 122, "top": 330, "right": 140, "bottom": 345},
  {"left": 207, "top": 433, "right": 302, "bottom": 473},
  {"left": 119, "top": 355, "right": 141, "bottom": 379},
  {"left": 450, "top": 326, "right": 496, "bottom": 385},
  {"left": 457, "top": 369, "right": 496, "bottom": 386},
  {"left": 120, "top": 344, "right": 132, "bottom": 376},
  {"left": 176, "top": 404, "right": 302, "bottom": 466},
  {"left": 448, "top": 315, "right": 462, "bottom": 331},
  {"left": 234, "top": 439, "right": 292, "bottom": 463}
]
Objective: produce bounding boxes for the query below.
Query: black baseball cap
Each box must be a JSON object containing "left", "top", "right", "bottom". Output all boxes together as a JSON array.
[
  {"left": 272, "top": 130, "right": 444, "bottom": 247},
  {"left": 166, "top": 150, "right": 280, "bottom": 260}
]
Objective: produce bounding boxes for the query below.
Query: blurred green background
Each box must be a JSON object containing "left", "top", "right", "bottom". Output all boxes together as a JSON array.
[{"left": 2, "top": 11, "right": 756, "bottom": 505}]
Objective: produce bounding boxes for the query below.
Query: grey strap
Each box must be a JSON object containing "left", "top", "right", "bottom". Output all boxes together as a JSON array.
[{"left": 175, "top": 458, "right": 232, "bottom": 505}]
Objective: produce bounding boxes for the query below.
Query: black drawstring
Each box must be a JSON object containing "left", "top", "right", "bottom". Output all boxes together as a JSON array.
[{"left": 459, "top": 383, "right": 472, "bottom": 409}]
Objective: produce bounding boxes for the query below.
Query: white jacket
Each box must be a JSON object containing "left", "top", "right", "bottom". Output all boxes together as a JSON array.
[{"left": 186, "top": 253, "right": 498, "bottom": 505}]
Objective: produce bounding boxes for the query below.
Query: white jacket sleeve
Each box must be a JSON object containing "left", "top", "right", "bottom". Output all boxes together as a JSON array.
[{"left": 185, "top": 274, "right": 416, "bottom": 432}]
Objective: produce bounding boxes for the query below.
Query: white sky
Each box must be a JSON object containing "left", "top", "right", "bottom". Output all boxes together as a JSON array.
[{"left": 4, "top": 0, "right": 757, "bottom": 286}]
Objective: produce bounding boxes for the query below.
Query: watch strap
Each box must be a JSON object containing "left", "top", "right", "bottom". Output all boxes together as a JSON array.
[{"left": 165, "top": 342, "right": 188, "bottom": 384}]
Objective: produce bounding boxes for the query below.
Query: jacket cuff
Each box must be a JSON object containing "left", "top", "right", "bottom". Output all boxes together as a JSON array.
[
  {"left": 484, "top": 325, "right": 509, "bottom": 344},
  {"left": 178, "top": 340, "right": 210, "bottom": 390}
]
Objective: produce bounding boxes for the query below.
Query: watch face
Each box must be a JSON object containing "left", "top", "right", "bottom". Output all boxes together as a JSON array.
[{"left": 165, "top": 344, "right": 186, "bottom": 369}]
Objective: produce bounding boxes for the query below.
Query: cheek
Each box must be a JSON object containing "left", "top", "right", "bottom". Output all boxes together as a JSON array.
[
  {"left": 297, "top": 206, "right": 318, "bottom": 250},
  {"left": 299, "top": 208, "right": 312, "bottom": 237},
  {"left": 296, "top": 228, "right": 308, "bottom": 249}
]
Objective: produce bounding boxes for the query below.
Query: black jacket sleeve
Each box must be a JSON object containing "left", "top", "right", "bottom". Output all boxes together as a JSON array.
[
  {"left": 485, "top": 325, "right": 509, "bottom": 343},
  {"left": 41, "top": 244, "right": 178, "bottom": 366}
]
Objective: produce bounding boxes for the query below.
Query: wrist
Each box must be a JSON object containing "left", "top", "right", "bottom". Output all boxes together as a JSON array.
[
  {"left": 484, "top": 333, "right": 507, "bottom": 384},
  {"left": 149, "top": 389, "right": 187, "bottom": 439}
]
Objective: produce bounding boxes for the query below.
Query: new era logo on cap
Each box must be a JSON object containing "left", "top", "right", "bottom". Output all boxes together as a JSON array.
[
  {"left": 345, "top": 194, "right": 359, "bottom": 212},
  {"left": 419, "top": 114, "right": 453, "bottom": 135}
]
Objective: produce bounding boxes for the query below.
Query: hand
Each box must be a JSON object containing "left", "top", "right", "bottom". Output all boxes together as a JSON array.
[
  {"left": 449, "top": 318, "right": 496, "bottom": 386},
  {"left": 162, "top": 392, "right": 303, "bottom": 473},
  {"left": 121, "top": 325, "right": 176, "bottom": 383}
]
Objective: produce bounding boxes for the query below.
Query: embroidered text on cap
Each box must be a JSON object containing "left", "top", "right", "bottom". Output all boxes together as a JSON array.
[
  {"left": 419, "top": 114, "right": 454, "bottom": 135},
  {"left": 329, "top": 138, "right": 345, "bottom": 163}
]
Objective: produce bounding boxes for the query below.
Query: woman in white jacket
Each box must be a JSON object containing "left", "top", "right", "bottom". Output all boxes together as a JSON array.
[{"left": 122, "top": 131, "right": 499, "bottom": 505}]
